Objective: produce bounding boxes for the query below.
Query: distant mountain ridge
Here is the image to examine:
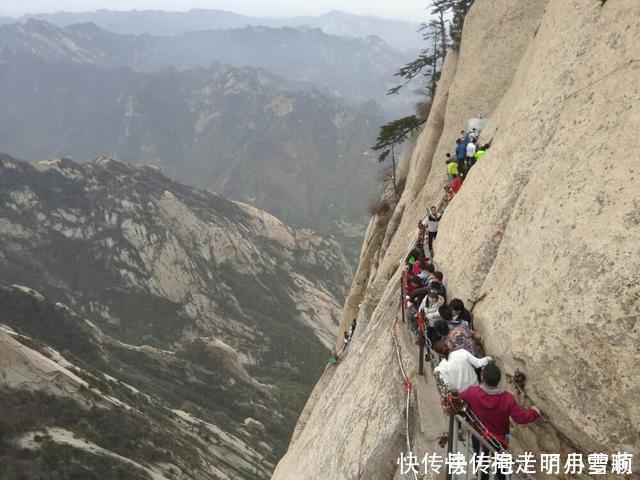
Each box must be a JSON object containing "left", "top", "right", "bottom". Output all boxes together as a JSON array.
[
  {"left": 0, "top": 18, "right": 412, "bottom": 113},
  {"left": 15, "top": 8, "right": 422, "bottom": 51},
  {"left": 0, "top": 48, "right": 383, "bottom": 249}
]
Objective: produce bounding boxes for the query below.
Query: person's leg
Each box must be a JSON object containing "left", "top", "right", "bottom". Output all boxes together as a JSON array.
[
  {"left": 408, "top": 306, "right": 418, "bottom": 334},
  {"left": 471, "top": 437, "right": 490, "bottom": 480},
  {"left": 457, "top": 159, "right": 466, "bottom": 176},
  {"left": 427, "top": 231, "right": 435, "bottom": 252},
  {"left": 483, "top": 446, "right": 495, "bottom": 480},
  {"left": 410, "top": 316, "right": 418, "bottom": 335}
]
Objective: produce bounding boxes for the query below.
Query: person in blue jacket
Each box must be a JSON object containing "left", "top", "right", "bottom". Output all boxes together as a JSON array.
[{"left": 455, "top": 138, "right": 467, "bottom": 175}]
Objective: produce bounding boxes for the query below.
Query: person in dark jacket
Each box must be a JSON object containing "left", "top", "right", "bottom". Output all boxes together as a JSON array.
[
  {"left": 406, "top": 277, "right": 427, "bottom": 335},
  {"left": 440, "top": 303, "right": 470, "bottom": 331},
  {"left": 431, "top": 272, "right": 446, "bottom": 301},
  {"left": 449, "top": 298, "right": 473, "bottom": 329},
  {"left": 409, "top": 285, "right": 430, "bottom": 307},
  {"left": 405, "top": 275, "right": 423, "bottom": 296},
  {"left": 460, "top": 130, "right": 470, "bottom": 146}
]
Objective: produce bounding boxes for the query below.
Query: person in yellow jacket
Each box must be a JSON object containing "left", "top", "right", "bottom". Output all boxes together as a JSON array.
[
  {"left": 446, "top": 154, "right": 459, "bottom": 179},
  {"left": 473, "top": 144, "right": 489, "bottom": 164}
]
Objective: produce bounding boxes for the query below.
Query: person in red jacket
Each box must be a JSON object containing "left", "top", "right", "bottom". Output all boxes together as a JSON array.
[
  {"left": 460, "top": 362, "right": 540, "bottom": 445},
  {"left": 451, "top": 173, "right": 463, "bottom": 194}
]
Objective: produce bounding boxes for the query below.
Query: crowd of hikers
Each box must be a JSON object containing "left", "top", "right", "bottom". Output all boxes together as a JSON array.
[
  {"left": 334, "top": 125, "right": 540, "bottom": 475},
  {"left": 402, "top": 127, "right": 540, "bottom": 478},
  {"left": 445, "top": 127, "right": 490, "bottom": 198}
]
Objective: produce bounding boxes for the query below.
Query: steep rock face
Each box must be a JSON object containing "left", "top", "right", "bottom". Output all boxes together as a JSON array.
[
  {"left": 435, "top": 0, "right": 640, "bottom": 457},
  {"left": 274, "top": 0, "right": 639, "bottom": 478},
  {"left": 0, "top": 154, "right": 352, "bottom": 476}
]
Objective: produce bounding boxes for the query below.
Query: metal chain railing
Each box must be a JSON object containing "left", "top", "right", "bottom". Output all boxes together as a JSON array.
[{"left": 399, "top": 243, "right": 536, "bottom": 480}]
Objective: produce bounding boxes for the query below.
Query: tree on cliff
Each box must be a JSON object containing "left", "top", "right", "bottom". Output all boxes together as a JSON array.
[
  {"left": 372, "top": 0, "right": 475, "bottom": 198},
  {"left": 371, "top": 115, "right": 425, "bottom": 196},
  {"left": 448, "top": 0, "right": 475, "bottom": 48},
  {"left": 387, "top": 0, "right": 475, "bottom": 97},
  {"left": 387, "top": 3, "right": 447, "bottom": 98}
]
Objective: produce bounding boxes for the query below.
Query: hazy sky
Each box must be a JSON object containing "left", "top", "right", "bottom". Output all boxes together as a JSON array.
[{"left": 0, "top": 0, "right": 431, "bottom": 21}]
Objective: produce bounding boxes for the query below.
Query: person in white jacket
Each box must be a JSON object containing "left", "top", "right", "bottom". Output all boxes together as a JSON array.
[
  {"left": 465, "top": 139, "right": 477, "bottom": 170},
  {"left": 418, "top": 290, "right": 444, "bottom": 327},
  {"left": 433, "top": 342, "right": 492, "bottom": 393}
]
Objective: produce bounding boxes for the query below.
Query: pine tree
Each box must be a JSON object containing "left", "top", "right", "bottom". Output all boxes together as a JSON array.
[
  {"left": 387, "top": 0, "right": 476, "bottom": 97},
  {"left": 372, "top": 116, "right": 425, "bottom": 162},
  {"left": 387, "top": 3, "right": 449, "bottom": 98},
  {"left": 448, "top": 0, "right": 475, "bottom": 49},
  {"left": 371, "top": 115, "right": 425, "bottom": 196},
  {"left": 374, "top": 0, "right": 476, "bottom": 196}
]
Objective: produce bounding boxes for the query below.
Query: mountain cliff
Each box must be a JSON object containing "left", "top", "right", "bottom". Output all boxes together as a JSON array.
[
  {"left": 0, "top": 287, "right": 275, "bottom": 479},
  {"left": 273, "top": 0, "right": 640, "bottom": 478},
  {"left": 0, "top": 153, "right": 351, "bottom": 478}
]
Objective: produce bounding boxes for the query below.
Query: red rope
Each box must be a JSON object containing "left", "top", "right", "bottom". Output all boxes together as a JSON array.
[
  {"left": 417, "top": 312, "right": 425, "bottom": 333},
  {"left": 403, "top": 380, "right": 413, "bottom": 397}
]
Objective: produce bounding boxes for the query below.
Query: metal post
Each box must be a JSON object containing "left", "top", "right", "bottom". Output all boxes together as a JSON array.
[
  {"left": 418, "top": 334, "right": 425, "bottom": 375},
  {"left": 465, "top": 428, "right": 471, "bottom": 480},
  {"left": 417, "top": 311, "right": 425, "bottom": 375},
  {"left": 400, "top": 280, "right": 405, "bottom": 323},
  {"left": 446, "top": 414, "right": 455, "bottom": 480}
]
